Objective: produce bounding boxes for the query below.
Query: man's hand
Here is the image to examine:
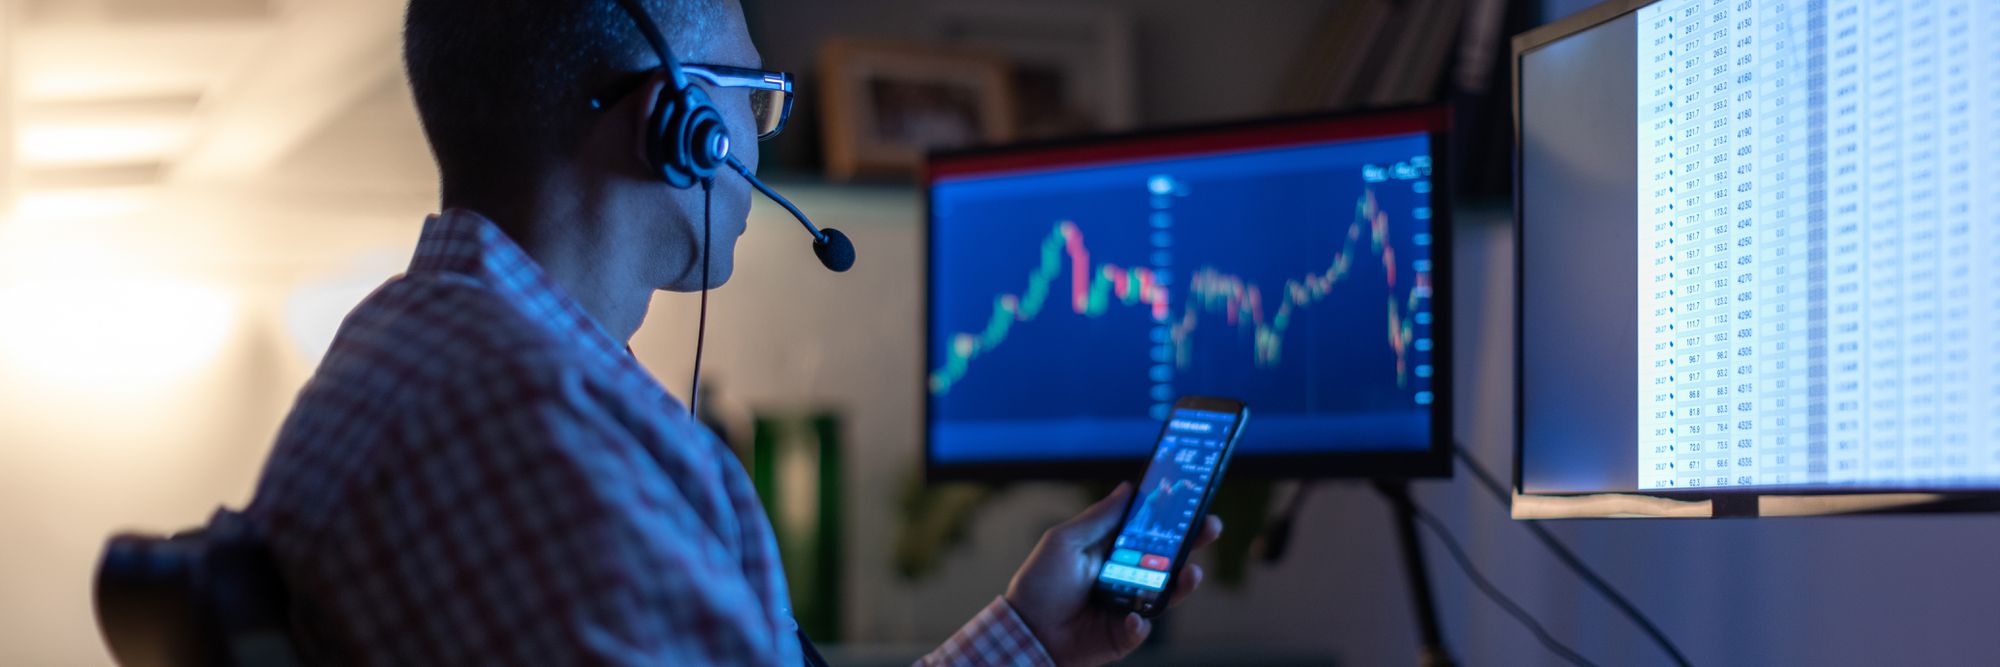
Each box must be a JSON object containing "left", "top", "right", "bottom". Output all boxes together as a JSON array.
[{"left": 1003, "top": 483, "right": 1224, "bottom": 667}]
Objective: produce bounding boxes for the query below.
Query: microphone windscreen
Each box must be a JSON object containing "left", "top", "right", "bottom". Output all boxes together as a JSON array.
[{"left": 814, "top": 227, "right": 856, "bottom": 272}]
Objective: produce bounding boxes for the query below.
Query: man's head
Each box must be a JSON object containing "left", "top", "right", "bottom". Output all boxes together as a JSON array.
[{"left": 403, "top": 0, "right": 761, "bottom": 291}]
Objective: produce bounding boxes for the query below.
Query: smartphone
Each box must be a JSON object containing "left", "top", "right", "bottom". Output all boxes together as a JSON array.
[{"left": 1091, "top": 396, "right": 1249, "bottom": 617}]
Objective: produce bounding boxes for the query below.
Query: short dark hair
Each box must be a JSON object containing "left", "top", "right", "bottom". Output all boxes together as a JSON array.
[{"left": 402, "top": 0, "right": 722, "bottom": 204}]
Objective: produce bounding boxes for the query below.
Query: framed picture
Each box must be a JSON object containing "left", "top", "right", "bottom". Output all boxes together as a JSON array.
[
  {"left": 817, "top": 38, "right": 1016, "bottom": 181},
  {"left": 927, "top": 3, "right": 1136, "bottom": 139}
]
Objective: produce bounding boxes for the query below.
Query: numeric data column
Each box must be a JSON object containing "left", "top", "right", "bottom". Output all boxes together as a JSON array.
[
  {"left": 1636, "top": 0, "right": 1696, "bottom": 490},
  {"left": 1981, "top": 0, "right": 2000, "bottom": 478},
  {"left": 1757, "top": 0, "right": 1814, "bottom": 485},
  {"left": 1899, "top": 0, "right": 1942, "bottom": 483},
  {"left": 1861, "top": 0, "right": 1906, "bottom": 484},
  {"left": 1822, "top": 0, "right": 1867, "bottom": 484},
  {"left": 1935, "top": 0, "right": 1975, "bottom": 483}
]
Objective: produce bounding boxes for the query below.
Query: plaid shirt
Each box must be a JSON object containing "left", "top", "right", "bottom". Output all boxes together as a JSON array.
[{"left": 247, "top": 209, "right": 1053, "bottom": 666}]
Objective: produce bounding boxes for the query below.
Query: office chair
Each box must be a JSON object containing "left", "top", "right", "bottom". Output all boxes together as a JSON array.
[{"left": 93, "top": 509, "right": 313, "bottom": 667}]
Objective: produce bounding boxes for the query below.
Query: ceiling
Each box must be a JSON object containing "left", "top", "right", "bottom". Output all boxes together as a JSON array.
[
  {"left": 7, "top": 0, "right": 413, "bottom": 194},
  {"left": 1, "top": 0, "right": 434, "bottom": 289}
]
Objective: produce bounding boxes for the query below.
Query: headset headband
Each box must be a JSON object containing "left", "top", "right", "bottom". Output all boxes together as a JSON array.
[{"left": 609, "top": 0, "right": 691, "bottom": 91}]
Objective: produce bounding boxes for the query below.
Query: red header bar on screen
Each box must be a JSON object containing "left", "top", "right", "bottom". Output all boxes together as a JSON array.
[{"left": 926, "top": 107, "right": 1449, "bottom": 182}]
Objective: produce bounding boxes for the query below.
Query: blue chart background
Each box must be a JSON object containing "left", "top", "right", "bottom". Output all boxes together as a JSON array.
[{"left": 929, "top": 133, "right": 1436, "bottom": 465}]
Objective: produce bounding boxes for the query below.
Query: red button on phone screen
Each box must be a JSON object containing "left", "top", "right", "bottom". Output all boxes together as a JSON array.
[{"left": 1140, "top": 554, "right": 1171, "bottom": 571}]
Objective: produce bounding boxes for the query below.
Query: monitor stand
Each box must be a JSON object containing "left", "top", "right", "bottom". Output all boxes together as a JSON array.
[{"left": 1372, "top": 479, "right": 1456, "bottom": 667}]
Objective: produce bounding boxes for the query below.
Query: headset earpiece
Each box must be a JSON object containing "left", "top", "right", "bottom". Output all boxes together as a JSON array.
[
  {"left": 647, "top": 79, "right": 730, "bottom": 188},
  {"left": 608, "top": 0, "right": 729, "bottom": 189}
]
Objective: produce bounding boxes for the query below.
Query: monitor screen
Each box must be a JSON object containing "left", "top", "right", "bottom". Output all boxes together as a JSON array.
[
  {"left": 926, "top": 110, "right": 1452, "bottom": 478},
  {"left": 1518, "top": 0, "right": 2000, "bottom": 496}
]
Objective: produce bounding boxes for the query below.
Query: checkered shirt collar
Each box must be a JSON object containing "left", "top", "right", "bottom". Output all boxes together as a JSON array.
[{"left": 407, "top": 209, "right": 661, "bottom": 392}]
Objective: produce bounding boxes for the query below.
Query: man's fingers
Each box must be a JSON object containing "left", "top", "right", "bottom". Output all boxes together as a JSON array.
[
  {"left": 1111, "top": 612, "right": 1152, "bottom": 655},
  {"left": 1187, "top": 515, "right": 1223, "bottom": 551},
  {"left": 1165, "top": 563, "right": 1204, "bottom": 609},
  {"left": 1052, "top": 482, "right": 1132, "bottom": 548}
]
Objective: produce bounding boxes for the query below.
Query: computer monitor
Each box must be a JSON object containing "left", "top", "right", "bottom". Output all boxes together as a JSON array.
[
  {"left": 1514, "top": 0, "right": 2000, "bottom": 516},
  {"left": 925, "top": 108, "right": 1453, "bottom": 480}
]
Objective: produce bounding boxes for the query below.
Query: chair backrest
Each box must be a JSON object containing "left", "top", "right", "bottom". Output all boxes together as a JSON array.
[{"left": 93, "top": 512, "right": 309, "bottom": 667}]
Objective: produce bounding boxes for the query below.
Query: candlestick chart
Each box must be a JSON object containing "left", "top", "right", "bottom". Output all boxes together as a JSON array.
[
  {"left": 928, "top": 220, "right": 1171, "bottom": 396},
  {"left": 931, "top": 188, "right": 1430, "bottom": 397},
  {"left": 927, "top": 132, "right": 1439, "bottom": 465}
]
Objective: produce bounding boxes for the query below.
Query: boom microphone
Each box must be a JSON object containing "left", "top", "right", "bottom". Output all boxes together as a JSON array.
[{"left": 726, "top": 155, "right": 856, "bottom": 272}]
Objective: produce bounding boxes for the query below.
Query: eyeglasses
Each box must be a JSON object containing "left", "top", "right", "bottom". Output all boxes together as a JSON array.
[{"left": 588, "top": 64, "right": 795, "bottom": 141}]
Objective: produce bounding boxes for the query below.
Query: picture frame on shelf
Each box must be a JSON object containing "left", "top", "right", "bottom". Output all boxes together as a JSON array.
[{"left": 816, "top": 38, "right": 1015, "bottom": 181}]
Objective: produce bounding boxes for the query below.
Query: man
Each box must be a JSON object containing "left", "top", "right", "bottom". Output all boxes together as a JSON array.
[{"left": 244, "top": 0, "right": 1221, "bottom": 664}]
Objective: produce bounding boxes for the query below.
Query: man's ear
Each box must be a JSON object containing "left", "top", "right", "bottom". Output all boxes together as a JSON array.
[{"left": 628, "top": 75, "right": 675, "bottom": 171}]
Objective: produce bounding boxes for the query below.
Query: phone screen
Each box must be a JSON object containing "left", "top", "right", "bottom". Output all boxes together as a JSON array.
[{"left": 1095, "top": 406, "right": 1242, "bottom": 611}]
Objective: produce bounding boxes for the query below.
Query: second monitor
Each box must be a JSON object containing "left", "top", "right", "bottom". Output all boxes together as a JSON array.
[{"left": 925, "top": 108, "right": 1453, "bottom": 479}]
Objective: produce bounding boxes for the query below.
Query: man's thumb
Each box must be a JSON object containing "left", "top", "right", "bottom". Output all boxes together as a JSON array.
[{"left": 1054, "top": 482, "right": 1132, "bottom": 547}]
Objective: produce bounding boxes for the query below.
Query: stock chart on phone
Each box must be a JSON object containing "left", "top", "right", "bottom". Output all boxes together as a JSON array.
[
  {"left": 928, "top": 130, "right": 1439, "bottom": 466},
  {"left": 1099, "top": 407, "right": 1236, "bottom": 594}
]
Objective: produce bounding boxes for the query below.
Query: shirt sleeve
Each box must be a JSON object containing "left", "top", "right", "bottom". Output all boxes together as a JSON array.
[
  {"left": 307, "top": 364, "right": 791, "bottom": 665},
  {"left": 916, "top": 597, "right": 1058, "bottom": 667}
]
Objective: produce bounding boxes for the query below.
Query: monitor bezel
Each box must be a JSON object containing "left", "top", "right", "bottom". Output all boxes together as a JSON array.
[
  {"left": 923, "top": 106, "right": 1455, "bottom": 482},
  {"left": 1509, "top": 0, "right": 2000, "bottom": 515}
]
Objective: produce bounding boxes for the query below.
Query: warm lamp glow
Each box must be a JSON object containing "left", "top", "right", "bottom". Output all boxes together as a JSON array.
[
  {"left": 0, "top": 226, "right": 237, "bottom": 395},
  {"left": 14, "top": 190, "right": 151, "bottom": 222},
  {"left": 0, "top": 280, "right": 236, "bottom": 394}
]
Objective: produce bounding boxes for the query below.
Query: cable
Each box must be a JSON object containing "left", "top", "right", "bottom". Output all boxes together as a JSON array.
[
  {"left": 1453, "top": 444, "right": 1695, "bottom": 667},
  {"left": 1257, "top": 482, "right": 1314, "bottom": 562},
  {"left": 1403, "top": 495, "right": 1599, "bottom": 667},
  {"left": 688, "top": 179, "right": 712, "bottom": 417}
]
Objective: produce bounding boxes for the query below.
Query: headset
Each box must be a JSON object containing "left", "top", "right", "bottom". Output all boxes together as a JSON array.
[
  {"left": 607, "top": 0, "right": 854, "bottom": 273},
  {"left": 605, "top": 0, "right": 854, "bottom": 411},
  {"left": 604, "top": 2, "right": 839, "bottom": 665}
]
